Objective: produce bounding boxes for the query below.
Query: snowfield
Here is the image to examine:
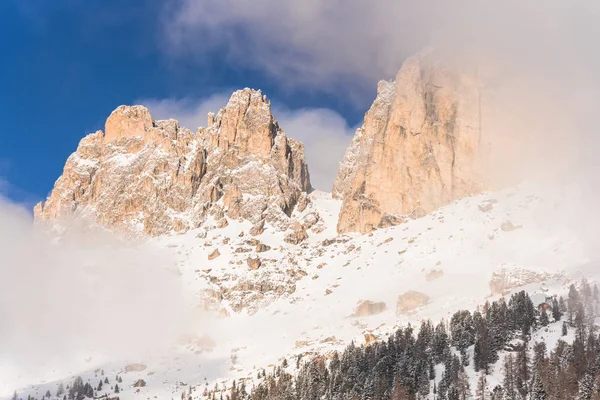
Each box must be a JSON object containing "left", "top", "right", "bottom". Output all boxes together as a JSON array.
[{"left": 3, "top": 182, "right": 597, "bottom": 400}]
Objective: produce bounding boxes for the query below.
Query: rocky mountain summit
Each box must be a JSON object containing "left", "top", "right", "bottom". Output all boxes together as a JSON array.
[
  {"left": 34, "top": 89, "right": 313, "bottom": 236},
  {"left": 333, "top": 53, "right": 488, "bottom": 234},
  {"left": 35, "top": 52, "right": 516, "bottom": 239}
]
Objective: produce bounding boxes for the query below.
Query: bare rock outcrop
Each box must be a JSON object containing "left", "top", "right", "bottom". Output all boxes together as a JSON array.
[
  {"left": 208, "top": 249, "right": 221, "bottom": 260},
  {"left": 396, "top": 291, "right": 430, "bottom": 315},
  {"left": 425, "top": 269, "right": 444, "bottom": 282},
  {"left": 133, "top": 379, "right": 146, "bottom": 388},
  {"left": 351, "top": 300, "right": 387, "bottom": 317},
  {"left": 247, "top": 257, "right": 262, "bottom": 270},
  {"left": 35, "top": 89, "right": 312, "bottom": 236},
  {"left": 489, "top": 268, "right": 560, "bottom": 296},
  {"left": 363, "top": 332, "right": 379, "bottom": 345},
  {"left": 124, "top": 363, "right": 147, "bottom": 372},
  {"left": 255, "top": 243, "right": 271, "bottom": 253},
  {"left": 500, "top": 221, "right": 520, "bottom": 232},
  {"left": 249, "top": 220, "right": 265, "bottom": 236},
  {"left": 333, "top": 53, "right": 487, "bottom": 234},
  {"left": 284, "top": 227, "right": 308, "bottom": 245}
]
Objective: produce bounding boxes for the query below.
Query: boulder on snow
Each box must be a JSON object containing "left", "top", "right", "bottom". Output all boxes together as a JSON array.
[
  {"left": 351, "top": 300, "right": 387, "bottom": 317},
  {"left": 124, "top": 363, "right": 147, "bottom": 372},
  {"left": 501, "top": 221, "right": 520, "bottom": 232},
  {"left": 478, "top": 199, "right": 497, "bottom": 212},
  {"left": 425, "top": 269, "right": 444, "bottom": 282},
  {"left": 217, "top": 218, "right": 229, "bottom": 229},
  {"left": 489, "top": 268, "right": 558, "bottom": 295},
  {"left": 256, "top": 243, "right": 271, "bottom": 253},
  {"left": 247, "top": 257, "right": 262, "bottom": 270},
  {"left": 284, "top": 228, "right": 308, "bottom": 245},
  {"left": 133, "top": 379, "right": 147, "bottom": 387},
  {"left": 208, "top": 249, "right": 220, "bottom": 260},
  {"left": 396, "top": 291, "right": 430, "bottom": 315}
]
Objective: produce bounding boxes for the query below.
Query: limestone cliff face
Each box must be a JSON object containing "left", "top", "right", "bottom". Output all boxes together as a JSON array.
[
  {"left": 35, "top": 89, "right": 312, "bottom": 236},
  {"left": 333, "top": 54, "right": 486, "bottom": 234}
]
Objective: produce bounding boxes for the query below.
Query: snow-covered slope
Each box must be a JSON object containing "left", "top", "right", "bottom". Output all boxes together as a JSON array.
[{"left": 4, "top": 183, "right": 596, "bottom": 400}]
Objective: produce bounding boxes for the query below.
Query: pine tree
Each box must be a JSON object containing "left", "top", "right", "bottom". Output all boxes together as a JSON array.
[
  {"left": 532, "top": 342, "right": 547, "bottom": 372},
  {"left": 450, "top": 310, "right": 475, "bottom": 351},
  {"left": 578, "top": 373, "right": 595, "bottom": 400},
  {"left": 456, "top": 368, "right": 471, "bottom": 400},
  {"left": 487, "top": 300, "right": 509, "bottom": 354},
  {"left": 515, "top": 344, "right": 530, "bottom": 397},
  {"left": 582, "top": 279, "right": 592, "bottom": 303},
  {"left": 503, "top": 354, "right": 517, "bottom": 400},
  {"left": 114, "top": 384, "right": 120, "bottom": 394},
  {"left": 539, "top": 309, "right": 549, "bottom": 326},
  {"left": 552, "top": 297, "right": 562, "bottom": 321},
  {"left": 429, "top": 358, "right": 436, "bottom": 380},
  {"left": 490, "top": 385, "right": 503, "bottom": 400},
  {"left": 475, "top": 371, "right": 488, "bottom": 400},
  {"left": 559, "top": 296, "right": 567, "bottom": 313},
  {"left": 391, "top": 379, "right": 410, "bottom": 400},
  {"left": 83, "top": 383, "right": 93, "bottom": 398},
  {"left": 530, "top": 371, "right": 547, "bottom": 400},
  {"left": 433, "top": 320, "right": 450, "bottom": 363},
  {"left": 562, "top": 321, "right": 568, "bottom": 336},
  {"left": 569, "top": 284, "right": 582, "bottom": 323},
  {"left": 56, "top": 383, "right": 65, "bottom": 397},
  {"left": 473, "top": 321, "right": 495, "bottom": 374}
]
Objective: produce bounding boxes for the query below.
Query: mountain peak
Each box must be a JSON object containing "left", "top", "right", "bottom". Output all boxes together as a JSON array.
[
  {"left": 104, "top": 105, "right": 154, "bottom": 141},
  {"left": 35, "top": 89, "right": 313, "bottom": 237},
  {"left": 334, "top": 54, "right": 486, "bottom": 234}
]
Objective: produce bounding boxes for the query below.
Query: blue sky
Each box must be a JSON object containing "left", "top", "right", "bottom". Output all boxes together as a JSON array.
[
  {"left": 1, "top": 0, "right": 398, "bottom": 206},
  {"left": 2, "top": 0, "right": 595, "bottom": 206}
]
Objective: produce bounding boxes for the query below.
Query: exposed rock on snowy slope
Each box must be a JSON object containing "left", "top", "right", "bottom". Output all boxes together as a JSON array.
[
  {"left": 489, "top": 267, "right": 562, "bottom": 296},
  {"left": 34, "top": 89, "right": 312, "bottom": 236},
  {"left": 396, "top": 291, "right": 431, "bottom": 315},
  {"left": 333, "top": 53, "right": 489, "bottom": 234}
]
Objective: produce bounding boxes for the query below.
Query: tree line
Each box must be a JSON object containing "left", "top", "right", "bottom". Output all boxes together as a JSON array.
[{"left": 207, "top": 280, "right": 600, "bottom": 400}]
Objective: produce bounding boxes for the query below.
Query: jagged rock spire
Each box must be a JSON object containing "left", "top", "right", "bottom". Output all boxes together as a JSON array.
[
  {"left": 333, "top": 53, "right": 486, "bottom": 234},
  {"left": 35, "top": 89, "right": 312, "bottom": 237}
]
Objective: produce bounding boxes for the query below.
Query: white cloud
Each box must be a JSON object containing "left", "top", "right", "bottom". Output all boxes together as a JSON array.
[
  {"left": 0, "top": 197, "right": 185, "bottom": 382},
  {"left": 161, "top": 0, "right": 432, "bottom": 101},
  {"left": 141, "top": 94, "right": 355, "bottom": 191},
  {"left": 160, "top": 0, "right": 600, "bottom": 102}
]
